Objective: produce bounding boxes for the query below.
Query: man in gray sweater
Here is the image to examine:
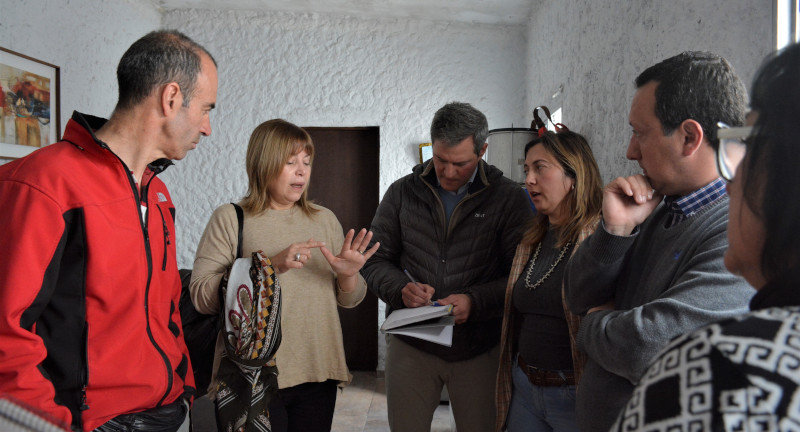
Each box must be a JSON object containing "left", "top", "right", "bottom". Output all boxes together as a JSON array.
[{"left": 563, "top": 52, "right": 754, "bottom": 432}]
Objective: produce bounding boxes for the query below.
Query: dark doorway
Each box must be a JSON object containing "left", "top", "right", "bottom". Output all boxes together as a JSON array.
[{"left": 305, "top": 127, "right": 380, "bottom": 371}]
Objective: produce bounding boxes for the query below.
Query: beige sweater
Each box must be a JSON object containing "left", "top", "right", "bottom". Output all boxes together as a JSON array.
[{"left": 190, "top": 203, "right": 366, "bottom": 396}]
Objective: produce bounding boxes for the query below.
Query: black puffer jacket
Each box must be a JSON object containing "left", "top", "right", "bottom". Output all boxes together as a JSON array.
[{"left": 363, "top": 159, "right": 531, "bottom": 361}]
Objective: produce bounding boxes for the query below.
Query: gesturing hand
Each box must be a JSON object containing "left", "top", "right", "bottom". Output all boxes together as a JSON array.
[
  {"left": 271, "top": 239, "right": 326, "bottom": 274},
  {"left": 319, "top": 228, "right": 380, "bottom": 278},
  {"left": 602, "top": 174, "right": 663, "bottom": 236}
]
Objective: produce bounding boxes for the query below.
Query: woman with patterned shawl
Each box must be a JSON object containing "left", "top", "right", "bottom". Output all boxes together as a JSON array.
[{"left": 191, "top": 119, "right": 379, "bottom": 432}]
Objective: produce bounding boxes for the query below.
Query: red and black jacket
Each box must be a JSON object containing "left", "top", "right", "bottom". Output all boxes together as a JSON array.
[{"left": 0, "top": 112, "right": 194, "bottom": 430}]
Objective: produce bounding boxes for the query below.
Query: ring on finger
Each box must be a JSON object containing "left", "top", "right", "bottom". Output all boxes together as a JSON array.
[
  {"left": 294, "top": 253, "right": 302, "bottom": 262},
  {"left": 359, "top": 250, "right": 366, "bottom": 255}
]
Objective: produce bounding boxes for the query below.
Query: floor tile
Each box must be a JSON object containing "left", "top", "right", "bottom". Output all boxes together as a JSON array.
[{"left": 192, "top": 371, "right": 454, "bottom": 431}]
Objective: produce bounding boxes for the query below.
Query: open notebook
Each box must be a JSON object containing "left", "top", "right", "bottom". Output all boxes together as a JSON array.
[{"left": 380, "top": 304, "right": 455, "bottom": 347}]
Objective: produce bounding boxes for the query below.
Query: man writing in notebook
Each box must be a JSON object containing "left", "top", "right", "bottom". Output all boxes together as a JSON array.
[{"left": 362, "top": 102, "right": 531, "bottom": 432}]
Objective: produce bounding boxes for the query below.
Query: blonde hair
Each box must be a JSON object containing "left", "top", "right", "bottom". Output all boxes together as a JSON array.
[
  {"left": 241, "top": 119, "right": 318, "bottom": 216},
  {"left": 521, "top": 131, "right": 603, "bottom": 247}
]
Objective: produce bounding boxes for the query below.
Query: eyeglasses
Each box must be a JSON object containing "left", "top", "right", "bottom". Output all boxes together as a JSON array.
[{"left": 716, "top": 122, "right": 751, "bottom": 182}]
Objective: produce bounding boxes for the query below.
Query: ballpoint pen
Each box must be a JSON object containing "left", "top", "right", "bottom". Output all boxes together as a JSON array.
[{"left": 403, "top": 269, "right": 440, "bottom": 306}]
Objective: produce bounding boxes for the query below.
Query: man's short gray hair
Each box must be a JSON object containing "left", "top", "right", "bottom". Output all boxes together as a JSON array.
[
  {"left": 116, "top": 30, "right": 216, "bottom": 111},
  {"left": 430, "top": 102, "right": 488, "bottom": 155}
]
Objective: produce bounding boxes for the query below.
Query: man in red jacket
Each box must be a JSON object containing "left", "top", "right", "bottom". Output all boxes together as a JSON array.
[{"left": 0, "top": 30, "right": 217, "bottom": 431}]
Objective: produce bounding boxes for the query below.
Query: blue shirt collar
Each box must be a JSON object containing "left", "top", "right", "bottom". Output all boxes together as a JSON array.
[
  {"left": 437, "top": 166, "right": 479, "bottom": 196},
  {"left": 663, "top": 178, "right": 727, "bottom": 227}
]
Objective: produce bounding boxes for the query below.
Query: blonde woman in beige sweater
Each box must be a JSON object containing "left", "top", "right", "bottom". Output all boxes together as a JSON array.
[{"left": 190, "top": 119, "right": 379, "bottom": 432}]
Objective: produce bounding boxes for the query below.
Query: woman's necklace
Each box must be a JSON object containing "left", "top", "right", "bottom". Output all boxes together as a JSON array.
[{"left": 524, "top": 241, "right": 572, "bottom": 291}]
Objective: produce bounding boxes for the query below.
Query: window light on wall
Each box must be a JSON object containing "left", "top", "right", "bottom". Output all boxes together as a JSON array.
[{"left": 777, "top": 0, "right": 799, "bottom": 49}]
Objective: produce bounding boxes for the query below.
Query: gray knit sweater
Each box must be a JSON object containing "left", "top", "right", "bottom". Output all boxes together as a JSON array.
[{"left": 564, "top": 196, "right": 753, "bottom": 432}]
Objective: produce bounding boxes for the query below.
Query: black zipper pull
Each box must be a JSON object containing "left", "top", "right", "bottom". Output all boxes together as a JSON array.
[
  {"left": 80, "top": 385, "right": 89, "bottom": 411},
  {"left": 162, "top": 219, "right": 170, "bottom": 271},
  {"left": 157, "top": 205, "right": 170, "bottom": 271}
]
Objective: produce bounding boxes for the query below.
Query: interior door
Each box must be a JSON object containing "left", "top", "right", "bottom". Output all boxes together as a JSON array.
[{"left": 305, "top": 127, "right": 380, "bottom": 370}]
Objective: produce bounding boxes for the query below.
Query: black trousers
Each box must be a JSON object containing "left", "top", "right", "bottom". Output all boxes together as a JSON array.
[{"left": 267, "top": 380, "right": 338, "bottom": 432}]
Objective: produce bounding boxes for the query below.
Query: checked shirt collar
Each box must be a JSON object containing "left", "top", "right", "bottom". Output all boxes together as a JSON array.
[{"left": 663, "top": 177, "right": 727, "bottom": 228}]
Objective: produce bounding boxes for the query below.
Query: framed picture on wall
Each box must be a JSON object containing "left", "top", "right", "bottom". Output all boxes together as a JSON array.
[
  {"left": 0, "top": 47, "right": 61, "bottom": 159},
  {"left": 419, "top": 142, "right": 432, "bottom": 164}
]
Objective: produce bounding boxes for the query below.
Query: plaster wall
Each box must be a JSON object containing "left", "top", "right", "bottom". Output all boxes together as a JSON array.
[
  {"left": 1, "top": 0, "right": 162, "bottom": 136},
  {"left": 524, "top": 0, "right": 774, "bottom": 183},
  {"left": 1, "top": 0, "right": 780, "bottom": 372},
  {"left": 160, "top": 9, "right": 529, "bottom": 270}
]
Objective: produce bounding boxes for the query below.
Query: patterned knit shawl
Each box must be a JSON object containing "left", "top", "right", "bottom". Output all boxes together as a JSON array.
[
  {"left": 215, "top": 251, "right": 282, "bottom": 432},
  {"left": 222, "top": 252, "right": 282, "bottom": 364}
]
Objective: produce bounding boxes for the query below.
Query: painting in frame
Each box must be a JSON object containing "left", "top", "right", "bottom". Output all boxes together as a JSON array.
[
  {"left": 418, "top": 142, "right": 432, "bottom": 164},
  {"left": 0, "top": 47, "right": 61, "bottom": 159}
]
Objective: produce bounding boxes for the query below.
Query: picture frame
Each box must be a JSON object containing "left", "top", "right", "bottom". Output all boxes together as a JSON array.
[
  {"left": 418, "top": 142, "right": 432, "bottom": 164},
  {"left": 0, "top": 47, "right": 61, "bottom": 159}
]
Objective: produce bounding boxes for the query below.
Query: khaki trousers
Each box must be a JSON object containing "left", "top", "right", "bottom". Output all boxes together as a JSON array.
[{"left": 385, "top": 334, "right": 499, "bottom": 432}]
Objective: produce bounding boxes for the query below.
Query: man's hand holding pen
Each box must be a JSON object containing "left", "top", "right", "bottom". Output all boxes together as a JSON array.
[
  {"left": 401, "top": 269, "right": 471, "bottom": 324},
  {"left": 401, "top": 281, "right": 436, "bottom": 308},
  {"left": 402, "top": 269, "right": 437, "bottom": 308}
]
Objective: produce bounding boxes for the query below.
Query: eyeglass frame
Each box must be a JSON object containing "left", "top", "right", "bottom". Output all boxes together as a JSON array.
[{"left": 716, "top": 122, "right": 752, "bottom": 182}]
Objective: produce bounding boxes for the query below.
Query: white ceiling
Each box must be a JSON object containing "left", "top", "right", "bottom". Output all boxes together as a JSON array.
[{"left": 155, "top": 0, "right": 535, "bottom": 25}]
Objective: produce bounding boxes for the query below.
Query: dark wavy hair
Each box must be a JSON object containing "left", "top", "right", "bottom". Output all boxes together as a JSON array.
[
  {"left": 635, "top": 51, "right": 747, "bottom": 148},
  {"left": 115, "top": 30, "right": 216, "bottom": 111},
  {"left": 741, "top": 43, "right": 800, "bottom": 286}
]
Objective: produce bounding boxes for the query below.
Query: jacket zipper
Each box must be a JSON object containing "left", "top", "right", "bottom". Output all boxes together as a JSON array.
[
  {"left": 109, "top": 154, "right": 175, "bottom": 407},
  {"left": 419, "top": 167, "right": 487, "bottom": 289},
  {"left": 77, "top": 321, "right": 89, "bottom": 429},
  {"left": 139, "top": 174, "right": 175, "bottom": 406},
  {"left": 419, "top": 176, "right": 455, "bottom": 290},
  {"left": 446, "top": 186, "right": 485, "bottom": 239},
  {"left": 419, "top": 178, "right": 447, "bottom": 287}
]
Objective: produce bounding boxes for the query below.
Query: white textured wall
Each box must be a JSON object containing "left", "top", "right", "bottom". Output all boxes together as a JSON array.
[
  {"left": 1, "top": 0, "right": 162, "bottom": 135},
  {"left": 4, "top": 0, "right": 775, "bottom": 273},
  {"left": 160, "top": 9, "right": 528, "bottom": 269},
  {"left": 1, "top": 0, "right": 779, "bottom": 370},
  {"left": 524, "top": 0, "right": 774, "bottom": 183}
]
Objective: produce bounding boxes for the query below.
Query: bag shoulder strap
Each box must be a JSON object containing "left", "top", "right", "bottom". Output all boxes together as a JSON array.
[{"left": 231, "top": 203, "right": 244, "bottom": 259}]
